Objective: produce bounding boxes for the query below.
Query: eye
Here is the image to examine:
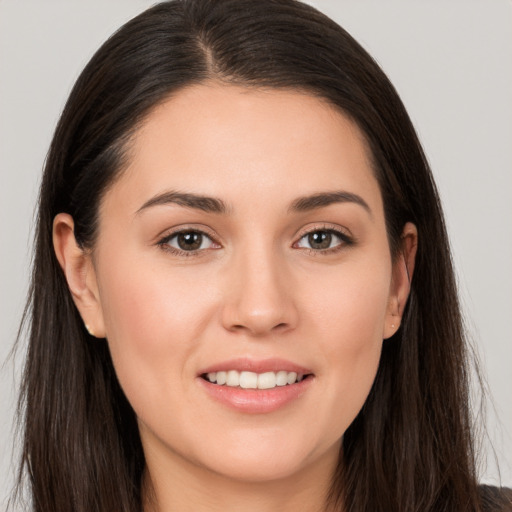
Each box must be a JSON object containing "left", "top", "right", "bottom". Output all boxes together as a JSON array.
[
  {"left": 159, "top": 230, "right": 219, "bottom": 253},
  {"left": 295, "top": 229, "right": 350, "bottom": 251}
]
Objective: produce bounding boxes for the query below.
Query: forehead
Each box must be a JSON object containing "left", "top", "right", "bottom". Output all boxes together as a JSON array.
[{"left": 103, "top": 83, "right": 382, "bottom": 217}]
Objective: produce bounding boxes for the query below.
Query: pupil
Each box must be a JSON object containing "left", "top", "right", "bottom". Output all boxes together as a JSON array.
[
  {"left": 308, "top": 231, "right": 332, "bottom": 249},
  {"left": 177, "top": 232, "right": 202, "bottom": 250}
]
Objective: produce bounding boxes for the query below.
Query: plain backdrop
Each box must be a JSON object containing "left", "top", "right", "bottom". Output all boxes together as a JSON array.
[{"left": 1, "top": 0, "right": 511, "bottom": 508}]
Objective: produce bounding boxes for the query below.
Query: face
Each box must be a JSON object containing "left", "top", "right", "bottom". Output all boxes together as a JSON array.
[{"left": 56, "top": 83, "right": 415, "bottom": 487}]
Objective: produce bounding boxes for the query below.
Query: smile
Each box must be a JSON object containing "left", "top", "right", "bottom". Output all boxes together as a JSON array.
[
  {"left": 203, "top": 370, "right": 306, "bottom": 389},
  {"left": 198, "top": 359, "right": 314, "bottom": 413}
]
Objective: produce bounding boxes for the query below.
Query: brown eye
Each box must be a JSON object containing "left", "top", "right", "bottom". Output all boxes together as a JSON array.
[
  {"left": 177, "top": 232, "right": 203, "bottom": 250},
  {"left": 307, "top": 231, "right": 332, "bottom": 250},
  {"left": 162, "top": 230, "right": 217, "bottom": 252},
  {"left": 296, "top": 229, "right": 349, "bottom": 252}
]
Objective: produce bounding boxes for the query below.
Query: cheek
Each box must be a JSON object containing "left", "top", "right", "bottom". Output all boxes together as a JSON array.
[
  {"left": 307, "top": 255, "right": 391, "bottom": 352},
  {"left": 99, "top": 249, "right": 217, "bottom": 336},
  {"left": 95, "top": 255, "right": 216, "bottom": 407},
  {"left": 303, "top": 256, "right": 391, "bottom": 431}
]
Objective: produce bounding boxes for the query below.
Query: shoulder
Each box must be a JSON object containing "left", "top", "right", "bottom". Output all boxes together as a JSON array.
[{"left": 479, "top": 485, "right": 512, "bottom": 512}]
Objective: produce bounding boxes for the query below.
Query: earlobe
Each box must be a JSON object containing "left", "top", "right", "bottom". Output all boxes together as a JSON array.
[
  {"left": 52, "top": 213, "right": 106, "bottom": 338},
  {"left": 383, "top": 222, "right": 418, "bottom": 339}
]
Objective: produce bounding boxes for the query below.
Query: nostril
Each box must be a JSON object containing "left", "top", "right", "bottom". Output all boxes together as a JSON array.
[{"left": 228, "top": 321, "right": 290, "bottom": 335}]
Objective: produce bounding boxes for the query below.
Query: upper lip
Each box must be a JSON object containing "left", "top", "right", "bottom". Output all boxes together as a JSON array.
[{"left": 198, "top": 357, "right": 313, "bottom": 376}]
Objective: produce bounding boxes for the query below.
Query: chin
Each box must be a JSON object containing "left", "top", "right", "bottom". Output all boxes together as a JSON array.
[
  {"left": 201, "top": 452, "right": 314, "bottom": 484},
  {"left": 186, "top": 428, "right": 338, "bottom": 484}
]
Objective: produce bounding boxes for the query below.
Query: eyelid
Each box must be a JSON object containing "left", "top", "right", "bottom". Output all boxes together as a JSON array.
[
  {"left": 156, "top": 225, "right": 222, "bottom": 256},
  {"left": 293, "top": 223, "right": 355, "bottom": 252},
  {"left": 155, "top": 222, "right": 354, "bottom": 257},
  {"left": 294, "top": 222, "right": 353, "bottom": 241},
  {"left": 156, "top": 223, "right": 220, "bottom": 242}
]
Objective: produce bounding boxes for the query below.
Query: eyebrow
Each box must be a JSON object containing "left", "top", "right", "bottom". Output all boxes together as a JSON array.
[
  {"left": 289, "top": 191, "right": 372, "bottom": 216},
  {"left": 136, "top": 189, "right": 371, "bottom": 217},
  {"left": 136, "top": 191, "right": 229, "bottom": 215}
]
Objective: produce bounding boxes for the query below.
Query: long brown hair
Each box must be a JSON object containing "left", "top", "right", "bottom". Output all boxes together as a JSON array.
[{"left": 14, "top": 0, "right": 488, "bottom": 510}]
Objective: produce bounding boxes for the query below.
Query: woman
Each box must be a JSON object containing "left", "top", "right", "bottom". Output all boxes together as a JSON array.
[{"left": 11, "top": 0, "right": 511, "bottom": 511}]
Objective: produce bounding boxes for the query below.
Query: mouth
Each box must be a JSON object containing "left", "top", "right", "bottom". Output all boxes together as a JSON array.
[
  {"left": 197, "top": 359, "right": 314, "bottom": 413},
  {"left": 200, "top": 370, "right": 311, "bottom": 389}
]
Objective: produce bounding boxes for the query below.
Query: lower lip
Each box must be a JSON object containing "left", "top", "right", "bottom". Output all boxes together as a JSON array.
[{"left": 197, "top": 376, "right": 314, "bottom": 414}]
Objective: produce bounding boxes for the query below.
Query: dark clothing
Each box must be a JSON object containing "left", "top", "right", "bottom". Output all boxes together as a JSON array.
[{"left": 480, "top": 485, "right": 512, "bottom": 511}]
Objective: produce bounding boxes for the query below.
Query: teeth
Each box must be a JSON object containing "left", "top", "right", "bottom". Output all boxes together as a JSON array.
[
  {"left": 239, "top": 371, "right": 258, "bottom": 389},
  {"left": 258, "top": 371, "right": 276, "bottom": 389},
  {"left": 276, "top": 370, "right": 288, "bottom": 386},
  {"left": 287, "top": 372, "right": 298, "bottom": 385},
  {"left": 226, "top": 370, "right": 240, "bottom": 387},
  {"left": 203, "top": 370, "right": 307, "bottom": 389}
]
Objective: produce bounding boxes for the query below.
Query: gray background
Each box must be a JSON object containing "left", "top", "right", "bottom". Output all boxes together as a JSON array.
[{"left": 1, "top": 0, "right": 511, "bottom": 508}]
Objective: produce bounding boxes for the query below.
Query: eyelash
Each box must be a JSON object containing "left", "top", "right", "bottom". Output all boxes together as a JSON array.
[
  {"left": 157, "top": 228, "right": 219, "bottom": 258},
  {"left": 294, "top": 225, "right": 354, "bottom": 255},
  {"left": 157, "top": 225, "right": 354, "bottom": 257}
]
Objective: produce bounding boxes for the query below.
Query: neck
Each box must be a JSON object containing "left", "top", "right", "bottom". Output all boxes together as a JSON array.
[{"left": 142, "top": 442, "right": 342, "bottom": 512}]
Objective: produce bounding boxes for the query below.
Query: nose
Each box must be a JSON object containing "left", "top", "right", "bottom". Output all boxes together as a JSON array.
[{"left": 221, "top": 246, "right": 299, "bottom": 337}]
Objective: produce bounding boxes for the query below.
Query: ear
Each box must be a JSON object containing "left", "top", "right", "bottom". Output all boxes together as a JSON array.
[
  {"left": 383, "top": 222, "right": 418, "bottom": 339},
  {"left": 53, "top": 213, "right": 106, "bottom": 338}
]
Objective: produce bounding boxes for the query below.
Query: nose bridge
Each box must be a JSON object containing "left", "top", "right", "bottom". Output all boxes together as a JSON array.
[{"left": 222, "top": 236, "right": 297, "bottom": 335}]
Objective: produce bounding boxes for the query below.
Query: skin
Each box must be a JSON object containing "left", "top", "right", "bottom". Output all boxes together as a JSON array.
[{"left": 53, "top": 83, "right": 417, "bottom": 512}]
